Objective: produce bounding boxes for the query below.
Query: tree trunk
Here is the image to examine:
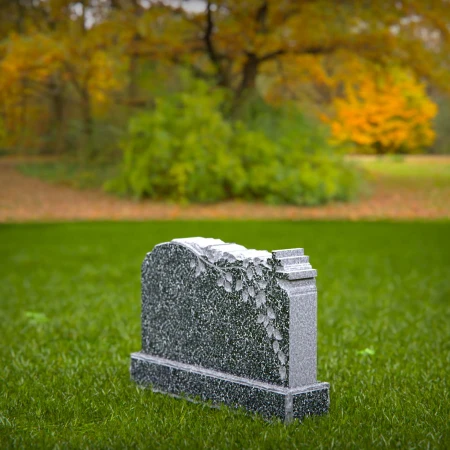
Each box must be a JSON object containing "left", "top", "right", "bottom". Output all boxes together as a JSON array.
[
  {"left": 231, "top": 53, "right": 260, "bottom": 115},
  {"left": 128, "top": 52, "right": 139, "bottom": 102},
  {"left": 15, "top": 1, "right": 24, "bottom": 34},
  {"left": 48, "top": 75, "right": 66, "bottom": 155},
  {"left": 127, "top": 32, "right": 141, "bottom": 108},
  {"left": 239, "top": 55, "right": 259, "bottom": 93},
  {"left": 52, "top": 92, "right": 66, "bottom": 155},
  {"left": 127, "top": 1, "right": 145, "bottom": 108},
  {"left": 80, "top": 90, "right": 93, "bottom": 163},
  {"left": 19, "top": 78, "right": 27, "bottom": 154}
]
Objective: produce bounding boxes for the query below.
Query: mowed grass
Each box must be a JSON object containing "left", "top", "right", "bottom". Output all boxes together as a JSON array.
[
  {"left": 1, "top": 221, "right": 449, "bottom": 449},
  {"left": 355, "top": 155, "right": 450, "bottom": 186}
]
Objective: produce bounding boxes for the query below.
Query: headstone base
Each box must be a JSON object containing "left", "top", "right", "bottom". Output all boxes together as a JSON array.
[{"left": 131, "top": 352, "right": 329, "bottom": 422}]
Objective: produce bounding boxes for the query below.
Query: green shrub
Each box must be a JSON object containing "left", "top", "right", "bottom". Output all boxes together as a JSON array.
[{"left": 106, "top": 84, "right": 362, "bottom": 204}]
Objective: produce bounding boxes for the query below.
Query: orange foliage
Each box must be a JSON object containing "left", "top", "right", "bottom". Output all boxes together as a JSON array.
[
  {"left": 264, "top": 53, "right": 438, "bottom": 154},
  {"left": 327, "top": 68, "right": 437, "bottom": 154}
]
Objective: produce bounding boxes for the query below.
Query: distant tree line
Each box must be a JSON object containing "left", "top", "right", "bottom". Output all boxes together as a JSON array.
[{"left": 0, "top": 0, "right": 449, "bottom": 159}]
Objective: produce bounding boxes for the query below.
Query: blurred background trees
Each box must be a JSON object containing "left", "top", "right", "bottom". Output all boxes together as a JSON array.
[{"left": 0, "top": 0, "right": 449, "bottom": 202}]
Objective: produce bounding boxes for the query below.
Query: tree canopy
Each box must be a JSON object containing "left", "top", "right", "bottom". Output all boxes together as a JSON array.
[{"left": 0, "top": 0, "right": 448, "bottom": 156}]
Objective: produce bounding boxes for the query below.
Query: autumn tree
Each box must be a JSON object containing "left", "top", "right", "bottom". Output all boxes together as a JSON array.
[
  {"left": 0, "top": 0, "right": 123, "bottom": 158},
  {"left": 59, "top": 13, "right": 123, "bottom": 159},
  {"left": 261, "top": 51, "right": 439, "bottom": 153},
  {"left": 147, "top": 0, "right": 450, "bottom": 112},
  {"left": 0, "top": 32, "right": 62, "bottom": 151},
  {"left": 327, "top": 67, "right": 438, "bottom": 154}
]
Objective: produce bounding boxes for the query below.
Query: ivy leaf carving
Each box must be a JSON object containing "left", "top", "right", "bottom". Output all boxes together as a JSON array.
[
  {"left": 205, "top": 249, "right": 214, "bottom": 262},
  {"left": 195, "top": 260, "right": 204, "bottom": 277},
  {"left": 273, "top": 341, "right": 280, "bottom": 353},
  {"left": 190, "top": 250, "right": 286, "bottom": 378},
  {"left": 258, "top": 279, "right": 267, "bottom": 289},
  {"left": 273, "top": 328, "right": 282, "bottom": 340},
  {"left": 267, "top": 307, "right": 275, "bottom": 320},
  {"left": 227, "top": 254, "right": 236, "bottom": 263},
  {"left": 256, "top": 291, "right": 266, "bottom": 307}
]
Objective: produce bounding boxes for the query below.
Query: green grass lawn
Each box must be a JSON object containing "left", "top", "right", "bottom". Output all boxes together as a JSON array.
[
  {"left": 1, "top": 221, "right": 449, "bottom": 449},
  {"left": 355, "top": 155, "right": 450, "bottom": 188}
]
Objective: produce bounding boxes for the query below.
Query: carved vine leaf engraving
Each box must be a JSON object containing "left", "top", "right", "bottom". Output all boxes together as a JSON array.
[{"left": 189, "top": 249, "right": 287, "bottom": 382}]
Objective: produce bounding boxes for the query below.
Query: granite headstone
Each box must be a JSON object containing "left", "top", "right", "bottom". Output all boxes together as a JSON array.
[{"left": 130, "top": 237, "right": 329, "bottom": 421}]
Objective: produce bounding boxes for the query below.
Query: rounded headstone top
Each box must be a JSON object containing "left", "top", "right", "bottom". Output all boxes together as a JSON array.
[{"left": 169, "top": 237, "right": 272, "bottom": 265}]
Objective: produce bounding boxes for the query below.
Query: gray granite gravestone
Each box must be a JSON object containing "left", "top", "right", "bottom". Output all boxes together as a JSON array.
[{"left": 130, "top": 237, "right": 329, "bottom": 421}]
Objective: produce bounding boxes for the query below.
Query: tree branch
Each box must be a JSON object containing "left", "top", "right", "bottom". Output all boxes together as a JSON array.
[
  {"left": 255, "top": 1, "right": 268, "bottom": 33},
  {"left": 202, "top": 1, "right": 232, "bottom": 87},
  {"left": 259, "top": 49, "right": 286, "bottom": 62},
  {"left": 204, "top": 0, "right": 221, "bottom": 67},
  {"left": 61, "top": 61, "right": 84, "bottom": 97},
  {"left": 259, "top": 44, "right": 336, "bottom": 63}
]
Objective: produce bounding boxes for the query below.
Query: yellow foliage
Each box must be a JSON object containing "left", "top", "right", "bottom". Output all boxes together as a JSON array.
[
  {"left": 0, "top": 28, "right": 123, "bottom": 150},
  {"left": 326, "top": 67, "right": 437, "bottom": 154},
  {"left": 264, "top": 54, "right": 331, "bottom": 105},
  {"left": 0, "top": 33, "right": 61, "bottom": 148}
]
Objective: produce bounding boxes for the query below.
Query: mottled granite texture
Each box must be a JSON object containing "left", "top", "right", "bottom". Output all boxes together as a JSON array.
[{"left": 130, "top": 237, "right": 329, "bottom": 421}]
